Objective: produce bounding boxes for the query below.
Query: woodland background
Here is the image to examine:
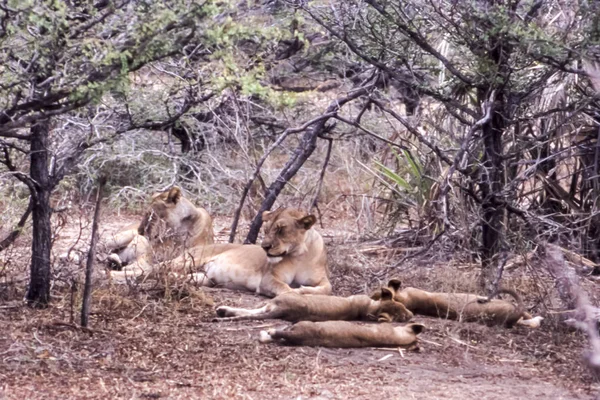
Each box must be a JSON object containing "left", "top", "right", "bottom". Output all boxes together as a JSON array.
[{"left": 1, "top": 1, "right": 600, "bottom": 398}]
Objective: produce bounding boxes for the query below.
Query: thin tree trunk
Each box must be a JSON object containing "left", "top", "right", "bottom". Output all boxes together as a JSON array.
[
  {"left": 479, "top": 97, "right": 506, "bottom": 295},
  {"left": 243, "top": 88, "right": 368, "bottom": 244},
  {"left": 244, "top": 122, "right": 321, "bottom": 244},
  {"left": 81, "top": 177, "right": 106, "bottom": 328},
  {"left": 0, "top": 196, "right": 33, "bottom": 252},
  {"left": 26, "top": 120, "right": 52, "bottom": 306}
]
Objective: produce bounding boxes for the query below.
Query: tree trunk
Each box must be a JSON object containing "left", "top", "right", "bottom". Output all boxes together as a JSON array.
[
  {"left": 243, "top": 88, "right": 367, "bottom": 244},
  {"left": 479, "top": 96, "right": 506, "bottom": 295},
  {"left": 26, "top": 120, "right": 52, "bottom": 307},
  {"left": 81, "top": 178, "right": 106, "bottom": 327},
  {"left": 244, "top": 124, "right": 322, "bottom": 244}
]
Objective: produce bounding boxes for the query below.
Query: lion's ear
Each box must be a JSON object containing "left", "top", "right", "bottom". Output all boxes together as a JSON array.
[
  {"left": 167, "top": 187, "right": 182, "bottom": 204},
  {"left": 380, "top": 287, "right": 394, "bottom": 301},
  {"left": 297, "top": 215, "right": 316, "bottom": 230},
  {"left": 387, "top": 278, "right": 402, "bottom": 292},
  {"left": 370, "top": 290, "right": 382, "bottom": 300},
  {"left": 377, "top": 313, "right": 392, "bottom": 323},
  {"left": 408, "top": 323, "right": 425, "bottom": 335},
  {"left": 262, "top": 211, "right": 273, "bottom": 222}
]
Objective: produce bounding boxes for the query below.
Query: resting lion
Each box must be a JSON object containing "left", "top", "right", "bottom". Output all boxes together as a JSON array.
[
  {"left": 259, "top": 321, "right": 425, "bottom": 348},
  {"left": 105, "top": 187, "right": 213, "bottom": 272},
  {"left": 214, "top": 287, "right": 414, "bottom": 323},
  {"left": 372, "top": 279, "right": 543, "bottom": 328},
  {"left": 109, "top": 208, "right": 331, "bottom": 297}
]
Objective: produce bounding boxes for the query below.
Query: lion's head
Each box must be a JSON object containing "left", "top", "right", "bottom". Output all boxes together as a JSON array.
[
  {"left": 138, "top": 187, "right": 196, "bottom": 241},
  {"left": 371, "top": 278, "right": 404, "bottom": 301},
  {"left": 373, "top": 287, "right": 414, "bottom": 322},
  {"left": 260, "top": 208, "right": 317, "bottom": 260}
]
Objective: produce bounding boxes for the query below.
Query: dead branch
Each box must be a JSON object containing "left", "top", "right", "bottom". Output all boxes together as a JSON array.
[
  {"left": 439, "top": 90, "right": 496, "bottom": 201},
  {"left": 332, "top": 114, "right": 410, "bottom": 151},
  {"left": 81, "top": 177, "right": 106, "bottom": 328},
  {"left": 368, "top": 98, "right": 454, "bottom": 166},
  {"left": 228, "top": 111, "right": 339, "bottom": 242},
  {"left": 0, "top": 196, "right": 33, "bottom": 252},
  {"left": 310, "top": 136, "right": 333, "bottom": 218},
  {"left": 243, "top": 86, "right": 372, "bottom": 244}
]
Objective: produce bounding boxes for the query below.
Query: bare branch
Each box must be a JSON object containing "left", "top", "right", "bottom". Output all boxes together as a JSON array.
[
  {"left": 0, "top": 196, "right": 33, "bottom": 252},
  {"left": 228, "top": 111, "right": 339, "bottom": 242}
]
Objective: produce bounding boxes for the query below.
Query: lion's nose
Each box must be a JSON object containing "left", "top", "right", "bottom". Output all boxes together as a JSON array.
[{"left": 261, "top": 243, "right": 272, "bottom": 252}]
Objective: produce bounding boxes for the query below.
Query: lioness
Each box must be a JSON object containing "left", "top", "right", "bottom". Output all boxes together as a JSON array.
[
  {"left": 259, "top": 321, "right": 425, "bottom": 349},
  {"left": 214, "top": 287, "right": 413, "bottom": 323},
  {"left": 105, "top": 187, "right": 213, "bottom": 271},
  {"left": 109, "top": 208, "right": 331, "bottom": 297},
  {"left": 372, "top": 279, "right": 542, "bottom": 328}
]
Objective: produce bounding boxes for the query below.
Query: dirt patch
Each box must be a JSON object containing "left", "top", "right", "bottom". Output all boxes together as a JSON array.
[
  {"left": 0, "top": 285, "right": 597, "bottom": 400},
  {"left": 1, "top": 211, "right": 599, "bottom": 399}
]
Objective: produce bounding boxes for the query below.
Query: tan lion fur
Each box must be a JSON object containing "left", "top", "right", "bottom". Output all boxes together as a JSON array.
[
  {"left": 259, "top": 321, "right": 425, "bottom": 348},
  {"left": 109, "top": 208, "right": 331, "bottom": 297},
  {"left": 105, "top": 187, "right": 213, "bottom": 275},
  {"left": 371, "top": 279, "right": 542, "bottom": 328},
  {"left": 214, "top": 287, "right": 414, "bottom": 323}
]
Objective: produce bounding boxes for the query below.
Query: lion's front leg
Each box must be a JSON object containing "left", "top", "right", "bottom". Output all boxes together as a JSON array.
[
  {"left": 106, "top": 259, "right": 152, "bottom": 283},
  {"left": 258, "top": 273, "right": 294, "bottom": 298},
  {"left": 292, "top": 278, "right": 332, "bottom": 295}
]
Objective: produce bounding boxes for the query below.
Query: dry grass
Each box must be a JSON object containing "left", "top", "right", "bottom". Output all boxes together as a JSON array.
[
  {"left": 1, "top": 205, "right": 600, "bottom": 399},
  {"left": 1, "top": 263, "right": 598, "bottom": 399}
]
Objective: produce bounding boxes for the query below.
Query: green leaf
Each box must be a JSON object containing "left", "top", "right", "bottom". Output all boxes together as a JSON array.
[
  {"left": 401, "top": 149, "right": 422, "bottom": 180},
  {"left": 374, "top": 160, "right": 412, "bottom": 190}
]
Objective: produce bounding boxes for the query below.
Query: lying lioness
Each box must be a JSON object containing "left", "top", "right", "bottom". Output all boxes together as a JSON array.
[
  {"left": 259, "top": 321, "right": 425, "bottom": 348},
  {"left": 214, "top": 287, "right": 413, "bottom": 323},
  {"left": 372, "top": 279, "right": 542, "bottom": 328},
  {"left": 105, "top": 187, "right": 213, "bottom": 273},
  {"left": 110, "top": 208, "right": 331, "bottom": 297}
]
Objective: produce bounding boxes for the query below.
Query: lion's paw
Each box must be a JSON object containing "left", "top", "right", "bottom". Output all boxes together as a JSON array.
[{"left": 215, "top": 306, "right": 231, "bottom": 317}]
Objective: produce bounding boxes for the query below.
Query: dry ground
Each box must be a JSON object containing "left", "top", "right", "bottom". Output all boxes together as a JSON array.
[{"left": 1, "top": 212, "right": 599, "bottom": 399}]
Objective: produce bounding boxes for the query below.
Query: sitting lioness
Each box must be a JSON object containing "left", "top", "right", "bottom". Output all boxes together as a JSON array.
[
  {"left": 109, "top": 208, "right": 331, "bottom": 297},
  {"left": 372, "top": 279, "right": 542, "bottom": 328},
  {"left": 214, "top": 287, "right": 414, "bottom": 322},
  {"left": 259, "top": 321, "right": 425, "bottom": 349},
  {"left": 105, "top": 187, "right": 213, "bottom": 272}
]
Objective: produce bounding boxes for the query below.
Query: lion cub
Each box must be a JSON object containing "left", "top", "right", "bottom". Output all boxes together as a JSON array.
[
  {"left": 372, "top": 279, "right": 542, "bottom": 328},
  {"left": 259, "top": 321, "right": 425, "bottom": 348},
  {"left": 214, "top": 287, "right": 413, "bottom": 323}
]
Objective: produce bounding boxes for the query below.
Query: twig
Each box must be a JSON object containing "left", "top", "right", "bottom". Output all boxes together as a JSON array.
[
  {"left": 438, "top": 91, "right": 496, "bottom": 226},
  {"left": 46, "top": 322, "right": 110, "bottom": 335},
  {"left": 310, "top": 136, "right": 333, "bottom": 216},
  {"left": 228, "top": 112, "right": 337, "bottom": 242},
  {"left": 377, "top": 354, "right": 395, "bottom": 362},
  {"left": 0, "top": 196, "right": 33, "bottom": 252},
  {"left": 332, "top": 114, "right": 410, "bottom": 151},
  {"left": 448, "top": 336, "right": 477, "bottom": 349},
  {"left": 81, "top": 177, "right": 106, "bottom": 328},
  {"left": 368, "top": 98, "right": 454, "bottom": 165},
  {"left": 130, "top": 303, "right": 153, "bottom": 321},
  {"left": 244, "top": 87, "right": 372, "bottom": 244}
]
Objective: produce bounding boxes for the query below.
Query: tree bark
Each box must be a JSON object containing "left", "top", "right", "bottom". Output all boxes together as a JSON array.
[
  {"left": 479, "top": 102, "right": 505, "bottom": 295},
  {"left": 26, "top": 120, "right": 52, "bottom": 306},
  {"left": 244, "top": 121, "right": 322, "bottom": 244},
  {"left": 0, "top": 196, "right": 33, "bottom": 252},
  {"left": 81, "top": 177, "right": 105, "bottom": 327},
  {"left": 244, "top": 88, "right": 367, "bottom": 244}
]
